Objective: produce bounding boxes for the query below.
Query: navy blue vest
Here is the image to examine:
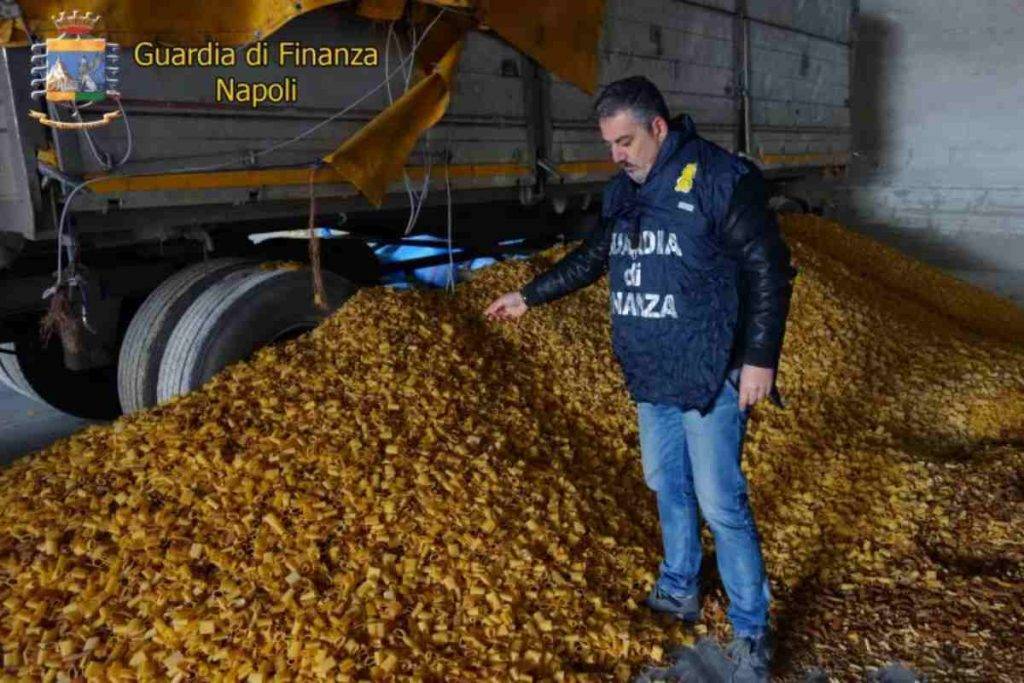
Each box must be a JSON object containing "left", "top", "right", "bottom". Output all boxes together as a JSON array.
[{"left": 603, "top": 116, "right": 751, "bottom": 415}]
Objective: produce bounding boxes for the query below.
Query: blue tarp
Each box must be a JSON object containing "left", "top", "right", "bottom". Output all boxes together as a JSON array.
[{"left": 371, "top": 234, "right": 525, "bottom": 289}]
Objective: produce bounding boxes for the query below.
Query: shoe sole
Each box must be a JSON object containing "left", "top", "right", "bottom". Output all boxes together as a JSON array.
[{"left": 645, "top": 601, "right": 701, "bottom": 624}]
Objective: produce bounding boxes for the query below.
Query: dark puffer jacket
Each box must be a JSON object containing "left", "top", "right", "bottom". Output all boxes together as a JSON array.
[{"left": 520, "top": 113, "right": 798, "bottom": 416}]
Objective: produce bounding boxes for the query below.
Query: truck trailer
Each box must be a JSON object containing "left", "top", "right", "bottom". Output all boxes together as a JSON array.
[{"left": 0, "top": 0, "right": 854, "bottom": 418}]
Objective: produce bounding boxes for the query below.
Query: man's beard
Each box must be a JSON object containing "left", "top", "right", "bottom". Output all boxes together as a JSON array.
[{"left": 624, "top": 165, "right": 648, "bottom": 183}]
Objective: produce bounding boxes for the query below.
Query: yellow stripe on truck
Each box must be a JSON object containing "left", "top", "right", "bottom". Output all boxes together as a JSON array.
[{"left": 84, "top": 163, "right": 533, "bottom": 194}]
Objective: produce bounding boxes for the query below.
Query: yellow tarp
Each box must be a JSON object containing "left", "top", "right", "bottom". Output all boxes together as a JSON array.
[
  {"left": 477, "top": 0, "right": 602, "bottom": 96},
  {"left": 4, "top": 0, "right": 605, "bottom": 206},
  {"left": 1, "top": 0, "right": 601, "bottom": 91},
  {"left": 2, "top": 0, "right": 342, "bottom": 46},
  {"left": 0, "top": 16, "right": 27, "bottom": 45},
  {"left": 356, "top": 0, "right": 408, "bottom": 21},
  {"left": 323, "top": 18, "right": 467, "bottom": 205}
]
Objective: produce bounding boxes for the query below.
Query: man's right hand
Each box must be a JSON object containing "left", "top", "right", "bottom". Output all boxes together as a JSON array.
[{"left": 484, "top": 292, "right": 528, "bottom": 321}]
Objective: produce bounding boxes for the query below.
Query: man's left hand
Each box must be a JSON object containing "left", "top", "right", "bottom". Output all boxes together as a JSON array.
[{"left": 738, "top": 364, "right": 775, "bottom": 411}]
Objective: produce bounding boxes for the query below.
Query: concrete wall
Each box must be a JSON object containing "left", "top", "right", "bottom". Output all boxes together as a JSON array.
[{"left": 798, "top": 0, "right": 1024, "bottom": 271}]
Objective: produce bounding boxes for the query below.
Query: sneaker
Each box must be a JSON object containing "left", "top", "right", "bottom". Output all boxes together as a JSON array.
[
  {"left": 724, "top": 631, "right": 773, "bottom": 682},
  {"left": 644, "top": 585, "right": 701, "bottom": 623}
]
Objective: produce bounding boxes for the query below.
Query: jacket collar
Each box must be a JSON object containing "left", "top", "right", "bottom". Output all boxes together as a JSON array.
[{"left": 642, "top": 113, "right": 697, "bottom": 184}]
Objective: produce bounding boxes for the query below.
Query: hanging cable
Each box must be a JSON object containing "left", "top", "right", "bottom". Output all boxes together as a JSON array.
[
  {"left": 444, "top": 143, "right": 455, "bottom": 294},
  {"left": 405, "top": 128, "right": 432, "bottom": 236},
  {"left": 386, "top": 16, "right": 434, "bottom": 237},
  {"left": 72, "top": 94, "right": 133, "bottom": 172},
  {"left": 404, "top": 22, "right": 417, "bottom": 92},
  {"left": 385, "top": 19, "right": 419, "bottom": 234},
  {"left": 73, "top": 100, "right": 111, "bottom": 170}
]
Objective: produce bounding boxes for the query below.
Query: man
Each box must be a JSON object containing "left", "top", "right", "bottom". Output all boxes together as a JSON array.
[{"left": 483, "top": 76, "right": 797, "bottom": 682}]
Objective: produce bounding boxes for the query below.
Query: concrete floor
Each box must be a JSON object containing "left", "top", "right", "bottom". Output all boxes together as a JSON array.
[
  {"left": 1, "top": 225, "right": 1021, "bottom": 467},
  {"left": 0, "top": 387, "right": 97, "bottom": 466}
]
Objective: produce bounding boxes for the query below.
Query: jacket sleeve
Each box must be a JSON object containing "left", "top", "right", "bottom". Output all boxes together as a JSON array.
[
  {"left": 717, "top": 166, "right": 798, "bottom": 370},
  {"left": 518, "top": 200, "right": 615, "bottom": 308}
]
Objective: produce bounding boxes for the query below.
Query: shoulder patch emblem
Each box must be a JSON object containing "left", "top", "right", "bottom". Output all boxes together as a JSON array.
[{"left": 674, "top": 162, "right": 697, "bottom": 193}]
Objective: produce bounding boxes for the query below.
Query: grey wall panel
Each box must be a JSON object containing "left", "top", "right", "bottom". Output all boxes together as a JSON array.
[
  {"left": 687, "top": 0, "right": 738, "bottom": 12},
  {"left": 749, "top": 20, "right": 850, "bottom": 131},
  {"left": 748, "top": 0, "right": 853, "bottom": 43},
  {"left": 552, "top": 0, "right": 740, "bottom": 134},
  {"left": 446, "top": 31, "right": 528, "bottom": 120},
  {"left": 796, "top": 0, "right": 1024, "bottom": 239},
  {"left": 749, "top": 25, "right": 849, "bottom": 102},
  {"left": 551, "top": 0, "right": 852, "bottom": 170},
  {"left": 750, "top": 100, "right": 849, "bottom": 129},
  {"left": 81, "top": 114, "right": 366, "bottom": 175},
  {"left": 602, "top": 57, "right": 735, "bottom": 107},
  {"left": 752, "top": 129, "right": 850, "bottom": 156},
  {"left": 550, "top": 70, "right": 737, "bottom": 130},
  {"left": 603, "top": 17, "right": 735, "bottom": 68},
  {"left": 608, "top": 0, "right": 736, "bottom": 40},
  {"left": 750, "top": 52, "right": 848, "bottom": 98}
]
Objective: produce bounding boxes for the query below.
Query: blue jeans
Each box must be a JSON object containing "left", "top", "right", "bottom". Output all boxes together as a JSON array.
[{"left": 637, "top": 367, "right": 771, "bottom": 639}]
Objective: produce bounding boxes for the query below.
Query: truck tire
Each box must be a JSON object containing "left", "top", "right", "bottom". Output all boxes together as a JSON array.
[
  {"left": 0, "top": 336, "right": 121, "bottom": 419},
  {"left": 0, "top": 342, "right": 41, "bottom": 401},
  {"left": 118, "top": 258, "right": 253, "bottom": 414},
  {"left": 156, "top": 266, "right": 355, "bottom": 404}
]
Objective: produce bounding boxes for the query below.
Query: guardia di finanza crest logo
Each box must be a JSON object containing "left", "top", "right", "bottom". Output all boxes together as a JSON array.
[{"left": 29, "top": 10, "right": 121, "bottom": 128}]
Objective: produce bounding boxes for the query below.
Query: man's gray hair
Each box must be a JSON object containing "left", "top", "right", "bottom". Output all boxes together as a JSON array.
[{"left": 593, "top": 76, "right": 670, "bottom": 129}]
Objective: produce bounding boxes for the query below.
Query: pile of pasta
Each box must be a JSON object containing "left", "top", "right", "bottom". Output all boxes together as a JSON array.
[{"left": 1, "top": 215, "right": 1021, "bottom": 680}]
